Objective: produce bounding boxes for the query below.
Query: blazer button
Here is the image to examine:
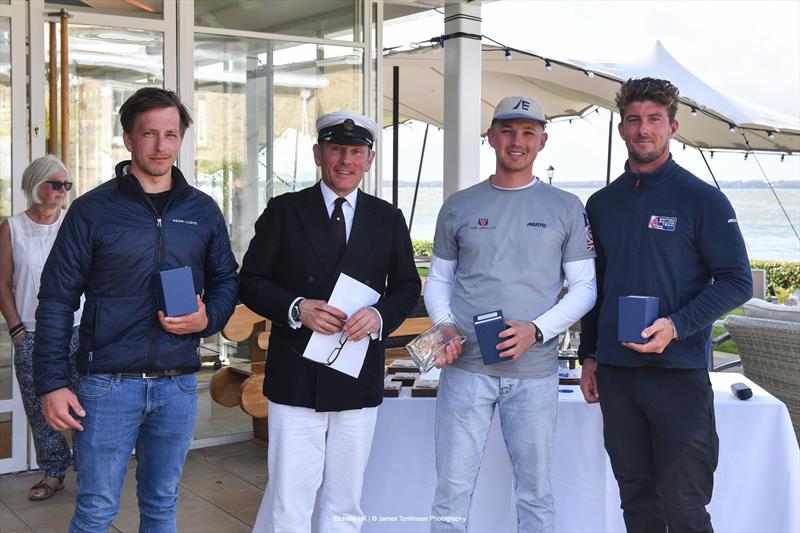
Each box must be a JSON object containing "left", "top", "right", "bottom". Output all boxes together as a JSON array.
[
  {"left": 308, "top": 276, "right": 314, "bottom": 283},
  {"left": 364, "top": 279, "right": 370, "bottom": 286}
]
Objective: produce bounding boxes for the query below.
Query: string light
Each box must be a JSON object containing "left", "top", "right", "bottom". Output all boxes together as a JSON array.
[
  {"left": 744, "top": 152, "right": 749, "bottom": 160},
  {"left": 431, "top": 33, "right": 784, "bottom": 152},
  {"left": 781, "top": 154, "right": 785, "bottom": 162}
]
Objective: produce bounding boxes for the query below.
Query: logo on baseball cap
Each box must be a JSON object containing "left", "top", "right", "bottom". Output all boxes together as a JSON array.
[{"left": 492, "top": 96, "right": 547, "bottom": 126}]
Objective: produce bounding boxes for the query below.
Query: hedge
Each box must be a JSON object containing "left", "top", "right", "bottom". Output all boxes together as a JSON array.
[
  {"left": 412, "top": 239, "right": 433, "bottom": 257},
  {"left": 750, "top": 260, "right": 800, "bottom": 294},
  {"left": 412, "top": 239, "right": 799, "bottom": 293}
]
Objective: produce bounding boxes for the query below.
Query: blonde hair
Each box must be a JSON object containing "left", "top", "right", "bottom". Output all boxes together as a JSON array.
[{"left": 21, "top": 155, "right": 68, "bottom": 205}]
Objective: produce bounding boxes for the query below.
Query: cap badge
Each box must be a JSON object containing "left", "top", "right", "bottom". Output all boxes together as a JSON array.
[
  {"left": 343, "top": 119, "right": 355, "bottom": 131},
  {"left": 512, "top": 98, "right": 531, "bottom": 111}
]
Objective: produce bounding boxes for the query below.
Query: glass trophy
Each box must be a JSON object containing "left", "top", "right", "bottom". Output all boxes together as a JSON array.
[{"left": 405, "top": 315, "right": 466, "bottom": 372}]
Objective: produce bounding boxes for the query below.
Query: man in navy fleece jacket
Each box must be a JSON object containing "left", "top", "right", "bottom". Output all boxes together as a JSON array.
[{"left": 578, "top": 78, "right": 751, "bottom": 533}]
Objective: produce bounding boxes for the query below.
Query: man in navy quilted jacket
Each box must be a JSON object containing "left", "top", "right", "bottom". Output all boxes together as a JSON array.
[{"left": 33, "top": 87, "right": 239, "bottom": 532}]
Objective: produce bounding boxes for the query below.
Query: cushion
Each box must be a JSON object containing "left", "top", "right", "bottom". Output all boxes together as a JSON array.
[{"left": 742, "top": 298, "right": 800, "bottom": 323}]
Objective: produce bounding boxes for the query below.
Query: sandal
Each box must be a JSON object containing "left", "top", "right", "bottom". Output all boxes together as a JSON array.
[{"left": 28, "top": 475, "right": 64, "bottom": 501}]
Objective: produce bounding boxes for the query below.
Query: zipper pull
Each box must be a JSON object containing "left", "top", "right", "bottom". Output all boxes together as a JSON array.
[
  {"left": 635, "top": 178, "right": 641, "bottom": 189},
  {"left": 156, "top": 218, "right": 162, "bottom": 228}
]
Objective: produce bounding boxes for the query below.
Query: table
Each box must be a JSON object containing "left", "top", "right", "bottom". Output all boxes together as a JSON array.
[{"left": 360, "top": 373, "right": 800, "bottom": 532}]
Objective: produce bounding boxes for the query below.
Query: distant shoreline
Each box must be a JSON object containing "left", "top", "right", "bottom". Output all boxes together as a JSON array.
[{"left": 380, "top": 180, "right": 800, "bottom": 189}]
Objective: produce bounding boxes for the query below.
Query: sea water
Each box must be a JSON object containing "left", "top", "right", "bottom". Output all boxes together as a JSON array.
[{"left": 387, "top": 186, "right": 800, "bottom": 262}]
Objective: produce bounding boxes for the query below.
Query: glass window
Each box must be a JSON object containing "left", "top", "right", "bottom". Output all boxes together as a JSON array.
[
  {"left": 195, "top": 0, "right": 362, "bottom": 42},
  {"left": 46, "top": 24, "right": 164, "bottom": 196},
  {"left": 0, "top": 17, "right": 10, "bottom": 217},
  {"left": 45, "top": 0, "right": 163, "bottom": 19},
  {"left": 194, "top": 34, "right": 363, "bottom": 264}
]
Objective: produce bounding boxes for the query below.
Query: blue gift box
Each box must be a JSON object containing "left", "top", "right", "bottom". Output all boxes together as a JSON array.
[
  {"left": 618, "top": 296, "right": 659, "bottom": 344},
  {"left": 473, "top": 310, "right": 507, "bottom": 365},
  {"left": 158, "top": 266, "right": 198, "bottom": 317}
]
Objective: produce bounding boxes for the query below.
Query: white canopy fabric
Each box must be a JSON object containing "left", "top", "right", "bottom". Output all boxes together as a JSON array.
[{"left": 382, "top": 41, "right": 799, "bottom": 153}]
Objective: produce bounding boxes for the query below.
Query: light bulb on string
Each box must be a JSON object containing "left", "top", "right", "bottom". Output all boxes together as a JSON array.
[
  {"left": 586, "top": 70, "right": 595, "bottom": 78},
  {"left": 728, "top": 124, "right": 736, "bottom": 134},
  {"left": 690, "top": 107, "right": 697, "bottom": 118},
  {"left": 781, "top": 154, "right": 785, "bottom": 162},
  {"left": 767, "top": 131, "right": 775, "bottom": 140},
  {"left": 504, "top": 49, "right": 512, "bottom": 61},
  {"left": 544, "top": 60, "right": 552, "bottom": 72}
]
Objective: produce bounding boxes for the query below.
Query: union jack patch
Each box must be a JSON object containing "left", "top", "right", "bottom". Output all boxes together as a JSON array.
[
  {"left": 583, "top": 212, "right": 594, "bottom": 251},
  {"left": 478, "top": 218, "right": 489, "bottom": 226}
]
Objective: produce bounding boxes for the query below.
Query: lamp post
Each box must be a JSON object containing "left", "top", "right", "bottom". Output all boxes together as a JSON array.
[{"left": 547, "top": 165, "right": 555, "bottom": 186}]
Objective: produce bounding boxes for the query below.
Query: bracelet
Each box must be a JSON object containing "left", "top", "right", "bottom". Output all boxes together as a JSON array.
[{"left": 9, "top": 323, "right": 25, "bottom": 338}]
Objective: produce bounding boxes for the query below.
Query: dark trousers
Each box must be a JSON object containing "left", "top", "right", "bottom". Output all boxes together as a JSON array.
[{"left": 596, "top": 364, "right": 718, "bottom": 533}]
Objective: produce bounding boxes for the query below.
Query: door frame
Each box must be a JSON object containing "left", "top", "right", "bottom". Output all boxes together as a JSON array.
[{"left": 0, "top": 0, "right": 31, "bottom": 475}]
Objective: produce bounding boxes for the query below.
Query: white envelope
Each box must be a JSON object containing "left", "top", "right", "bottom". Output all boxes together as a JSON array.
[{"left": 302, "top": 273, "right": 380, "bottom": 378}]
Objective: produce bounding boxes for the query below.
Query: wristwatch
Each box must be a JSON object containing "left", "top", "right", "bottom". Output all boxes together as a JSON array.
[
  {"left": 290, "top": 300, "right": 302, "bottom": 321},
  {"left": 530, "top": 321, "right": 543, "bottom": 344}
]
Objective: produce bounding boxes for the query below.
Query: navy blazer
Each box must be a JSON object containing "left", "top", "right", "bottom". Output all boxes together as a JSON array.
[{"left": 239, "top": 182, "right": 420, "bottom": 411}]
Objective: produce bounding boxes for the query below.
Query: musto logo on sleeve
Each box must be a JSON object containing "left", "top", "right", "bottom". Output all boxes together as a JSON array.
[{"left": 648, "top": 215, "right": 677, "bottom": 232}]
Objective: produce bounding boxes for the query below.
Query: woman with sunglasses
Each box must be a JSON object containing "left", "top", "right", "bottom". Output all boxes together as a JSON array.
[{"left": 0, "top": 155, "right": 82, "bottom": 500}]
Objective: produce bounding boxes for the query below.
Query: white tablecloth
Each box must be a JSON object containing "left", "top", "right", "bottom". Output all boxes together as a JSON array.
[{"left": 360, "top": 372, "right": 800, "bottom": 532}]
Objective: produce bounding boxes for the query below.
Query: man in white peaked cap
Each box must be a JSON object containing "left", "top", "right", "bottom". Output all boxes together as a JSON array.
[{"left": 241, "top": 111, "right": 420, "bottom": 532}]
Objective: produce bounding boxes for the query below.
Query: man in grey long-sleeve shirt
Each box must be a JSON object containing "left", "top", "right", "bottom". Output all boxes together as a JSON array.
[{"left": 425, "top": 96, "right": 597, "bottom": 532}]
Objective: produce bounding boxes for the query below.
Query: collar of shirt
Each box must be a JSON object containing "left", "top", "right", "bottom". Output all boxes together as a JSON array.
[
  {"left": 319, "top": 180, "right": 358, "bottom": 241},
  {"left": 489, "top": 177, "right": 539, "bottom": 191}
]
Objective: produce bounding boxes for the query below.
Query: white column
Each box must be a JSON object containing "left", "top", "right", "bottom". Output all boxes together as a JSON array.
[
  {"left": 443, "top": 1, "right": 482, "bottom": 199},
  {"left": 176, "top": 0, "right": 195, "bottom": 183}
]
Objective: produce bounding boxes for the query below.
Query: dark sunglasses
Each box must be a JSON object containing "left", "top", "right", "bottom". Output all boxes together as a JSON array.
[{"left": 43, "top": 180, "right": 73, "bottom": 191}]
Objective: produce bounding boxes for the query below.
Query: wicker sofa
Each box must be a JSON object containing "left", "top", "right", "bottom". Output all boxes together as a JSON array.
[{"left": 723, "top": 315, "right": 800, "bottom": 441}]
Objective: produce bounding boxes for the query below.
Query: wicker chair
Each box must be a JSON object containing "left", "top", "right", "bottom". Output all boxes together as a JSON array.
[{"left": 723, "top": 315, "right": 800, "bottom": 441}]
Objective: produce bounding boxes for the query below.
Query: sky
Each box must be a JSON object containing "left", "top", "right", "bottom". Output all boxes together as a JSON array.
[{"left": 380, "top": 0, "right": 800, "bottom": 185}]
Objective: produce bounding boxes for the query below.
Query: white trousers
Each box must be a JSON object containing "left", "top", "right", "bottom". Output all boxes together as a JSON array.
[{"left": 253, "top": 401, "right": 378, "bottom": 533}]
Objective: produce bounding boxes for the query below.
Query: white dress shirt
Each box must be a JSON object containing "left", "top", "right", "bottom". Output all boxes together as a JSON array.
[{"left": 288, "top": 181, "right": 383, "bottom": 339}]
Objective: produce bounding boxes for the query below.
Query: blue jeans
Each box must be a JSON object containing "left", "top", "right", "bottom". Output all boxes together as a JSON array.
[
  {"left": 69, "top": 373, "right": 198, "bottom": 533},
  {"left": 431, "top": 365, "right": 558, "bottom": 533}
]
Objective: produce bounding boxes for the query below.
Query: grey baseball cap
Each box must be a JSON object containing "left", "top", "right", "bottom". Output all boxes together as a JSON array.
[{"left": 492, "top": 96, "right": 547, "bottom": 125}]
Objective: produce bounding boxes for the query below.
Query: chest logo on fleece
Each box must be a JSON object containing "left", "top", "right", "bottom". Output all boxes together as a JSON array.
[{"left": 648, "top": 215, "right": 677, "bottom": 232}]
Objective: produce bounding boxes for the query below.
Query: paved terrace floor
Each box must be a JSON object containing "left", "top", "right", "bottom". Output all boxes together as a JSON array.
[{"left": 0, "top": 440, "right": 266, "bottom": 533}]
